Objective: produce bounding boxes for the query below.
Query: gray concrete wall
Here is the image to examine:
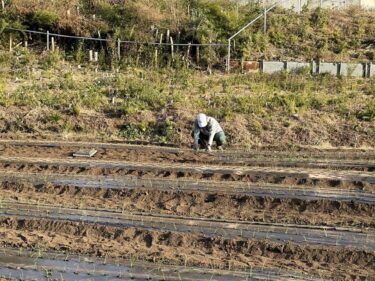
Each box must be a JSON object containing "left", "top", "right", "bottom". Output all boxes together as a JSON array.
[
  {"left": 286, "top": 62, "right": 311, "bottom": 73},
  {"left": 262, "top": 61, "right": 285, "bottom": 73},
  {"left": 340, "top": 63, "right": 364, "bottom": 77},
  {"left": 251, "top": 0, "right": 370, "bottom": 10},
  {"left": 240, "top": 60, "right": 372, "bottom": 78},
  {"left": 361, "top": 0, "right": 375, "bottom": 8},
  {"left": 319, "top": 62, "right": 339, "bottom": 75},
  {"left": 369, "top": 64, "right": 375, "bottom": 77}
]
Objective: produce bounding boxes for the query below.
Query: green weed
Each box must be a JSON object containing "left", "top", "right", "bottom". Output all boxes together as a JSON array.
[
  {"left": 357, "top": 100, "right": 375, "bottom": 121},
  {"left": 119, "top": 123, "right": 148, "bottom": 140},
  {"left": 49, "top": 112, "right": 61, "bottom": 123}
]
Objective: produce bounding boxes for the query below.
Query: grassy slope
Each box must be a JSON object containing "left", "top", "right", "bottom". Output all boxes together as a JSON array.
[
  {"left": 0, "top": 50, "right": 374, "bottom": 148},
  {"left": 1, "top": 1, "right": 375, "bottom": 62},
  {"left": 0, "top": 1, "right": 374, "bottom": 148}
]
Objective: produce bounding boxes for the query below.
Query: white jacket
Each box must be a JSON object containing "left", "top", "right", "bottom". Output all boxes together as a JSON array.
[{"left": 193, "top": 116, "right": 223, "bottom": 146}]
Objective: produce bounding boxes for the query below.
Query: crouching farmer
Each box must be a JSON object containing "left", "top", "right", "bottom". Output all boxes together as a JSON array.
[{"left": 192, "top": 113, "right": 226, "bottom": 151}]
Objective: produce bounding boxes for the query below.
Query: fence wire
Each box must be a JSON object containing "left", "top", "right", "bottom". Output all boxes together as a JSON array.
[{"left": 3, "top": 27, "right": 227, "bottom": 69}]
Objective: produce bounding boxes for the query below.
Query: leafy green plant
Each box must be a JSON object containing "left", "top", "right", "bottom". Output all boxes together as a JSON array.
[
  {"left": 60, "top": 72, "right": 76, "bottom": 90},
  {"left": 49, "top": 113, "right": 62, "bottom": 123},
  {"left": 41, "top": 50, "right": 62, "bottom": 69},
  {"left": 157, "top": 119, "right": 175, "bottom": 143},
  {"left": 119, "top": 123, "right": 148, "bottom": 140},
  {"left": 62, "top": 120, "right": 75, "bottom": 133},
  {"left": 72, "top": 104, "right": 81, "bottom": 116},
  {"left": 357, "top": 100, "right": 375, "bottom": 121}
]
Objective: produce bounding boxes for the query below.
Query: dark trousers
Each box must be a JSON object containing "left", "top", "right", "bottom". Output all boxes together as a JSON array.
[{"left": 192, "top": 131, "right": 226, "bottom": 147}]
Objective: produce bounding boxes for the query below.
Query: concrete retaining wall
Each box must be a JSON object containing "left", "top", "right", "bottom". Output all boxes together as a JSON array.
[
  {"left": 340, "top": 63, "right": 364, "bottom": 77},
  {"left": 319, "top": 62, "right": 339, "bottom": 76},
  {"left": 232, "top": 60, "right": 372, "bottom": 78},
  {"left": 286, "top": 62, "right": 311, "bottom": 73},
  {"left": 361, "top": 0, "right": 375, "bottom": 9},
  {"left": 262, "top": 61, "right": 285, "bottom": 73},
  {"left": 369, "top": 64, "right": 375, "bottom": 78},
  {"left": 258, "top": 0, "right": 371, "bottom": 11}
]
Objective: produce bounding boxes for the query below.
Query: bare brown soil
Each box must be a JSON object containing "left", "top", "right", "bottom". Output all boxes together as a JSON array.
[
  {"left": 0, "top": 140, "right": 374, "bottom": 280},
  {"left": 0, "top": 142, "right": 374, "bottom": 163},
  {"left": 1, "top": 162, "right": 372, "bottom": 191},
  {"left": 1, "top": 217, "right": 374, "bottom": 281},
  {"left": 1, "top": 182, "right": 374, "bottom": 228}
]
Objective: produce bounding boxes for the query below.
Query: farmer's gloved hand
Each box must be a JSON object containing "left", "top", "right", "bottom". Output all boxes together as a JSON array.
[{"left": 206, "top": 145, "right": 212, "bottom": 152}]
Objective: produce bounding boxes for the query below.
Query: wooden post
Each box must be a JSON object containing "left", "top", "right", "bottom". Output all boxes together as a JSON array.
[
  {"left": 24, "top": 41, "right": 28, "bottom": 48},
  {"left": 154, "top": 33, "right": 163, "bottom": 68},
  {"left": 159, "top": 33, "right": 163, "bottom": 45},
  {"left": 170, "top": 37, "right": 174, "bottom": 60},
  {"left": 176, "top": 31, "right": 181, "bottom": 54},
  {"left": 94, "top": 52, "right": 98, "bottom": 62},
  {"left": 9, "top": 34, "right": 12, "bottom": 52},
  {"left": 89, "top": 50, "right": 93, "bottom": 62},
  {"left": 196, "top": 46, "right": 200, "bottom": 64},
  {"left": 51, "top": 37, "right": 55, "bottom": 52},
  {"left": 47, "top": 31, "right": 50, "bottom": 51},
  {"left": 1, "top": 0, "right": 4, "bottom": 10},
  {"left": 187, "top": 43, "right": 191, "bottom": 58},
  {"left": 166, "top": 29, "right": 170, "bottom": 43},
  {"left": 117, "top": 38, "right": 121, "bottom": 60},
  {"left": 186, "top": 43, "right": 191, "bottom": 67}
]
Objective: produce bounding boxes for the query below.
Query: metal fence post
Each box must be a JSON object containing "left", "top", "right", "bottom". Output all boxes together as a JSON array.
[
  {"left": 264, "top": 7, "right": 267, "bottom": 33},
  {"left": 227, "top": 39, "right": 231, "bottom": 73}
]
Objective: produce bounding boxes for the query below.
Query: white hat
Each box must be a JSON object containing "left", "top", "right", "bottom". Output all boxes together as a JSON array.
[{"left": 197, "top": 113, "right": 207, "bottom": 128}]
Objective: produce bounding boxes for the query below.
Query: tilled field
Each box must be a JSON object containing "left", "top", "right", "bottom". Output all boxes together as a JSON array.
[{"left": 0, "top": 140, "right": 374, "bottom": 280}]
